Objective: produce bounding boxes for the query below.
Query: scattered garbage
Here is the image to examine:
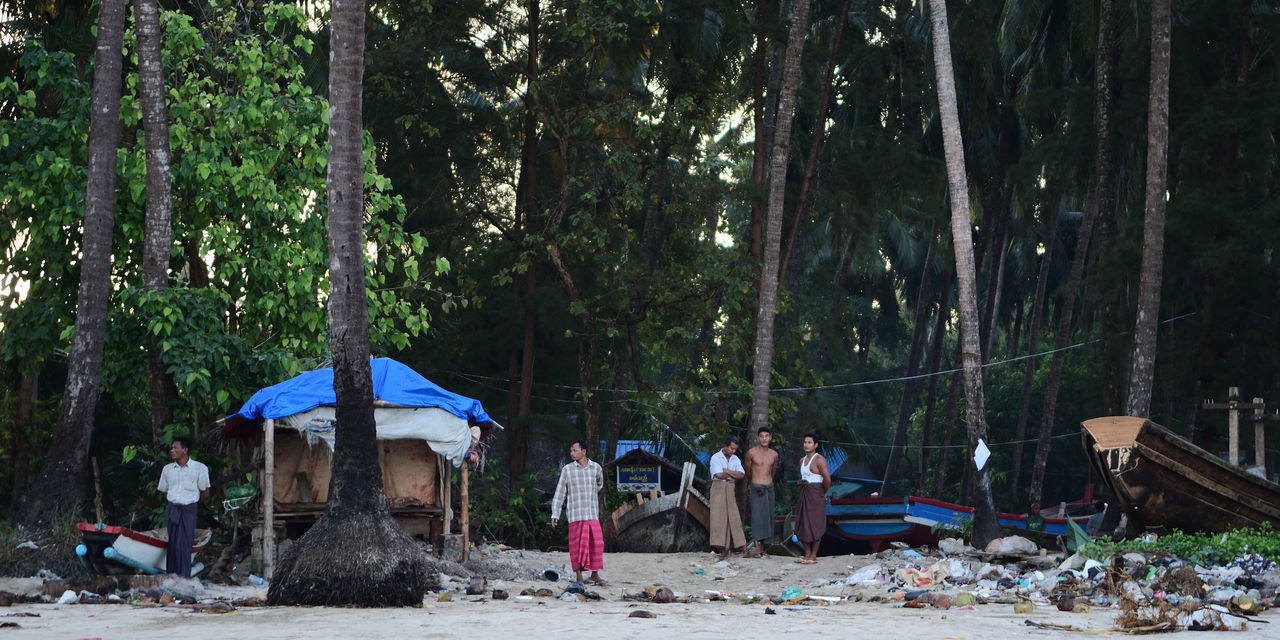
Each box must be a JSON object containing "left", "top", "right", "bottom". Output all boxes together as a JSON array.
[
  {"left": 983, "top": 536, "right": 1038, "bottom": 556},
  {"left": 845, "top": 563, "right": 882, "bottom": 585}
]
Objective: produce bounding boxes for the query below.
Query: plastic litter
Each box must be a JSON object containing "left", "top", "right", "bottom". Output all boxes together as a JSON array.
[{"left": 846, "top": 563, "right": 882, "bottom": 585}]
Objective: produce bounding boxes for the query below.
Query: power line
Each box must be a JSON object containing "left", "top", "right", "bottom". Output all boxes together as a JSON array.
[{"left": 428, "top": 312, "right": 1196, "bottom": 399}]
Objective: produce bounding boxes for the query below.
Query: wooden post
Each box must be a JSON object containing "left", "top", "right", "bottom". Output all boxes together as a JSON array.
[
  {"left": 263, "top": 418, "right": 276, "bottom": 579},
  {"left": 91, "top": 457, "right": 105, "bottom": 523},
  {"left": 1255, "top": 397, "right": 1266, "bottom": 473},
  {"left": 1228, "top": 387, "right": 1240, "bottom": 466},
  {"left": 460, "top": 463, "right": 470, "bottom": 563},
  {"left": 1204, "top": 388, "right": 1265, "bottom": 468}
]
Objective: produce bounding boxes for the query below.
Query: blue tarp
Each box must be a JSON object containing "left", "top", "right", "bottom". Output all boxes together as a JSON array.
[
  {"left": 606, "top": 440, "right": 666, "bottom": 458},
  {"left": 230, "top": 358, "right": 494, "bottom": 425}
]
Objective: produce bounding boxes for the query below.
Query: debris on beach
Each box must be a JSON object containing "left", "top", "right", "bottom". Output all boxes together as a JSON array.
[{"left": 859, "top": 536, "right": 1277, "bottom": 632}]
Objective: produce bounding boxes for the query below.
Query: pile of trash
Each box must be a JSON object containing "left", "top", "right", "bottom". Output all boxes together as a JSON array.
[
  {"left": 842, "top": 536, "right": 1279, "bottom": 632},
  {"left": 0, "top": 575, "right": 263, "bottom": 613}
]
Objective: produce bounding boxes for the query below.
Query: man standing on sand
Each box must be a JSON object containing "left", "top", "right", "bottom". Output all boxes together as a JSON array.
[
  {"left": 157, "top": 437, "right": 210, "bottom": 578},
  {"left": 794, "top": 433, "right": 830, "bottom": 564},
  {"left": 744, "top": 427, "right": 779, "bottom": 557},
  {"left": 708, "top": 436, "right": 747, "bottom": 560},
  {"left": 551, "top": 441, "right": 606, "bottom": 586}
]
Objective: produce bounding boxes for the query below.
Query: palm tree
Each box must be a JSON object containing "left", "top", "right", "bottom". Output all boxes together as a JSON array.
[
  {"left": 926, "top": 0, "right": 1001, "bottom": 547},
  {"left": 1125, "top": 0, "right": 1170, "bottom": 418},
  {"left": 749, "top": 0, "right": 812, "bottom": 435},
  {"left": 135, "top": 0, "right": 177, "bottom": 453},
  {"left": 12, "top": 0, "right": 128, "bottom": 533},
  {"left": 267, "top": 0, "right": 432, "bottom": 606},
  {"left": 1026, "top": 0, "right": 1115, "bottom": 507}
]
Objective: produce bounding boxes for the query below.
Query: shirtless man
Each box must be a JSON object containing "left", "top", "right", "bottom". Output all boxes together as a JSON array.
[{"left": 744, "top": 427, "right": 779, "bottom": 557}]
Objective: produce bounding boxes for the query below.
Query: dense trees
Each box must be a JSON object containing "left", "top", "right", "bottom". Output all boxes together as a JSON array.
[{"left": 2, "top": 0, "right": 1279, "bottom": 529}]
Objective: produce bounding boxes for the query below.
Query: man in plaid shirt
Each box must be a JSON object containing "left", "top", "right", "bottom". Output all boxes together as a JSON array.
[{"left": 551, "top": 440, "right": 606, "bottom": 585}]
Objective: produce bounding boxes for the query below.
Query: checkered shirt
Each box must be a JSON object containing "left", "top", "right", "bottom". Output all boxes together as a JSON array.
[{"left": 551, "top": 459, "right": 604, "bottom": 523}]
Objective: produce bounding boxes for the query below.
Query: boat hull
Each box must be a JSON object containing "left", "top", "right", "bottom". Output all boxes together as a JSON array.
[
  {"left": 825, "top": 496, "right": 1088, "bottom": 551},
  {"left": 1081, "top": 416, "right": 1280, "bottom": 534}
]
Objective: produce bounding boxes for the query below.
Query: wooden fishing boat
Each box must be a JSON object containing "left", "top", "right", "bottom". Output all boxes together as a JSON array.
[
  {"left": 826, "top": 495, "right": 1089, "bottom": 551},
  {"left": 609, "top": 460, "right": 712, "bottom": 552},
  {"left": 1081, "top": 416, "right": 1280, "bottom": 534},
  {"left": 75, "top": 522, "right": 210, "bottom": 576}
]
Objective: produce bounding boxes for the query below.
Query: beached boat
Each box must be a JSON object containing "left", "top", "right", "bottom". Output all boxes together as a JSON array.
[
  {"left": 826, "top": 496, "right": 1090, "bottom": 552},
  {"left": 75, "top": 522, "right": 210, "bottom": 576},
  {"left": 1081, "top": 416, "right": 1280, "bottom": 534},
  {"left": 608, "top": 458, "right": 713, "bottom": 552}
]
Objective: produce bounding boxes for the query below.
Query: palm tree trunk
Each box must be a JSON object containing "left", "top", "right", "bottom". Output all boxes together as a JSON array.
[
  {"left": 1092, "top": 0, "right": 1123, "bottom": 418},
  {"left": 926, "top": 0, "right": 1001, "bottom": 547},
  {"left": 1027, "top": 0, "right": 1117, "bottom": 506},
  {"left": 748, "top": 0, "right": 811, "bottom": 435},
  {"left": 136, "top": 0, "right": 176, "bottom": 453},
  {"left": 269, "top": 0, "right": 431, "bottom": 605},
  {"left": 881, "top": 240, "right": 934, "bottom": 493},
  {"left": 916, "top": 271, "right": 951, "bottom": 490},
  {"left": 779, "top": 0, "right": 849, "bottom": 289},
  {"left": 14, "top": 0, "right": 127, "bottom": 532},
  {"left": 1124, "top": 0, "right": 1171, "bottom": 418},
  {"left": 1010, "top": 205, "right": 1059, "bottom": 499},
  {"left": 507, "top": 0, "right": 540, "bottom": 484},
  {"left": 931, "top": 361, "right": 962, "bottom": 498},
  {"left": 747, "top": 0, "right": 768, "bottom": 261}
]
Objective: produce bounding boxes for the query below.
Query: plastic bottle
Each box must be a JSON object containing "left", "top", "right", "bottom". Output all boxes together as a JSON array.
[{"left": 248, "top": 574, "right": 266, "bottom": 585}]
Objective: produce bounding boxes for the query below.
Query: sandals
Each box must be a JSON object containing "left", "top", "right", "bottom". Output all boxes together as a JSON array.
[
  {"left": 794, "top": 558, "right": 817, "bottom": 565},
  {"left": 585, "top": 577, "right": 608, "bottom": 587}
]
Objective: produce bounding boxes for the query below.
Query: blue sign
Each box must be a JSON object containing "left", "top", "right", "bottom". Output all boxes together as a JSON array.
[{"left": 616, "top": 465, "right": 661, "bottom": 493}]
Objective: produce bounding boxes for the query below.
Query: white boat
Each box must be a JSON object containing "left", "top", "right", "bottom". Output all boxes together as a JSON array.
[{"left": 76, "top": 522, "right": 210, "bottom": 576}]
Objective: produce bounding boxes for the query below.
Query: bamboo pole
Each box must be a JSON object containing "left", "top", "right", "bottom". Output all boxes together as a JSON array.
[
  {"left": 264, "top": 418, "right": 276, "bottom": 579},
  {"left": 460, "top": 463, "right": 470, "bottom": 563},
  {"left": 1255, "top": 397, "right": 1266, "bottom": 474},
  {"left": 1229, "top": 387, "right": 1240, "bottom": 466}
]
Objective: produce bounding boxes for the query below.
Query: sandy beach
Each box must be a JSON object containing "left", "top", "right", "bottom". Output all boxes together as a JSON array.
[{"left": 3, "top": 549, "right": 1277, "bottom": 639}]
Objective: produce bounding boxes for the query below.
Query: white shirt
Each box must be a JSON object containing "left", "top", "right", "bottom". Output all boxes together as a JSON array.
[
  {"left": 158, "top": 459, "right": 210, "bottom": 505},
  {"left": 709, "top": 450, "right": 744, "bottom": 480},
  {"left": 800, "top": 453, "right": 823, "bottom": 483}
]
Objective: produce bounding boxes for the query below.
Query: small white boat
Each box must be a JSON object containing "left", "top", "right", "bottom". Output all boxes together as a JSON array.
[{"left": 76, "top": 522, "right": 210, "bottom": 576}]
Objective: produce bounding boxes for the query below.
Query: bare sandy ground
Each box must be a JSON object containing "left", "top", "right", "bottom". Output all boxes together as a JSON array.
[{"left": 4, "top": 551, "right": 1277, "bottom": 639}]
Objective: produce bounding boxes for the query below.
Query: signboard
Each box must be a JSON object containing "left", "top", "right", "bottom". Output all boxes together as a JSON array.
[{"left": 616, "top": 465, "right": 661, "bottom": 493}]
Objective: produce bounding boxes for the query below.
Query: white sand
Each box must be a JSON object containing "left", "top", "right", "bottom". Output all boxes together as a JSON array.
[{"left": 4, "top": 551, "right": 1276, "bottom": 639}]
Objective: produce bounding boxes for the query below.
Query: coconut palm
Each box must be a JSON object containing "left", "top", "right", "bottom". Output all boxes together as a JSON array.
[
  {"left": 749, "top": 0, "right": 812, "bottom": 435},
  {"left": 135, "top": 0, "right": 177, "bottom": 453},
  {"left": 1124, "top": 0, "right": 1170, "bottom": 418},
  {"left": 926, "top": 0, "right": 1001, "bottom": 547},
  {"left": 267, "top": 0, "right": 433, "bottom": 606},
  {"left": 12, "top": 0, "right": 127, "bottom": 532}
]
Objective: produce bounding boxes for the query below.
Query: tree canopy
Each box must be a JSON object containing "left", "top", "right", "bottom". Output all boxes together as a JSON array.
[{"left": 2, "top": 0, "right": 1279, "bottom": 522}]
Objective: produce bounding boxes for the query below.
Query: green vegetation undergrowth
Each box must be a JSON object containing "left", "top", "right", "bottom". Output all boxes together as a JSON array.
[{"left": 1080, "top": 523, "right": 1280, "bottom": 566}]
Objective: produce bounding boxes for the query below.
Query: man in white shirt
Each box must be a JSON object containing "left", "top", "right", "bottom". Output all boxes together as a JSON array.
[
  {"left": 708, "top": 436, "right": 746, "bottom": 560},
  {"left": 157, "top": 437, "right": 209, "bottom": 578}
]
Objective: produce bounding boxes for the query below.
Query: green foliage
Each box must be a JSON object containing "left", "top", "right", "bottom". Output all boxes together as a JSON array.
[
  {"left": 467, "top": 463, "right": 562, "bottom": 550},
  {"left": 1081, "top": 524, "right": 1280, "bottom": 566},
  {"left": 3, "top": 4, "right": 441, "bottom": 448}
]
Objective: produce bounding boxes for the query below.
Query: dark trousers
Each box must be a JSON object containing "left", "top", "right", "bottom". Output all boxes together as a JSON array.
[{"left": 166, "top": 501, "right": 197, "bottom": 577}]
